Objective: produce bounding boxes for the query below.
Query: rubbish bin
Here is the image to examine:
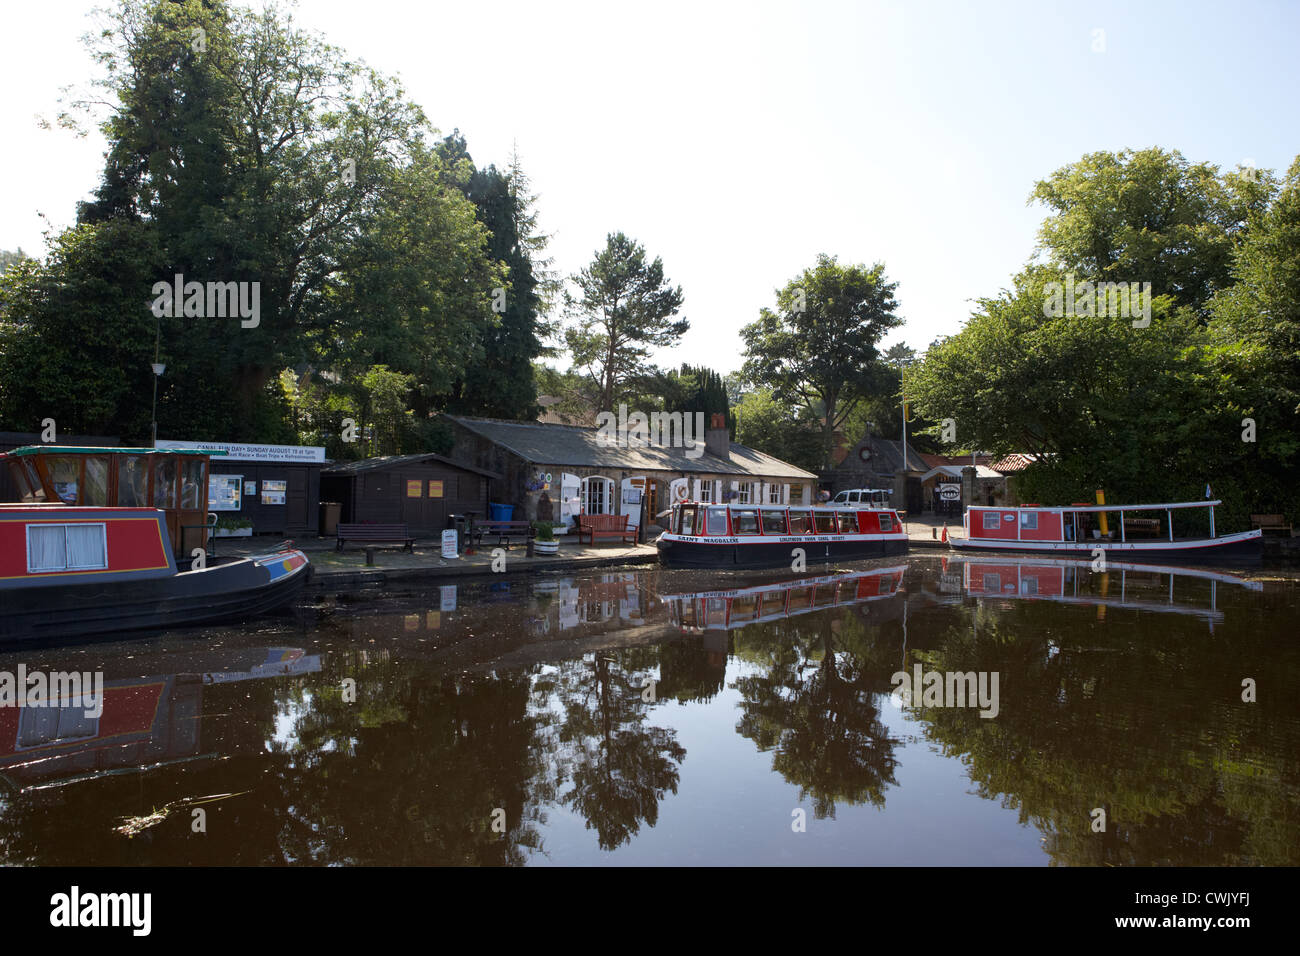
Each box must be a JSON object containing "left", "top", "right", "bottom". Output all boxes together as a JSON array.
[
  {"left": 320, "top": 501, "right": 342, "bottom": 537},
  {"left": 489, "top": 502, "right": 514, "bottom": 522}
]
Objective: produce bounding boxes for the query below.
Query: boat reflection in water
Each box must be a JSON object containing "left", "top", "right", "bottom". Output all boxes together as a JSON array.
[
  {"left": 945, "top": 555, "right": 1262, "bottom": 630},
  {"left": 0, "top": 647, "right": 321, "bottom": 792},
  {"left": 660, "top": 565, "right": 907, "bottom": 634}
]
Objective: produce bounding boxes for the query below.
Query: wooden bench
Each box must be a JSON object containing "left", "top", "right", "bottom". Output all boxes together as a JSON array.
[
  {"left": 336, "top": 522, "right": 415, "bottom": 552},
  {"left": 471, "top": 519, "right": 534, "bottom": 548},
  {"left": 577, "top": 513, "right": 636, "bottom": 545},
  {"left": 1122, "top": 517, "right": 1162, "bottom": 538},
  {"left": 1251, "top": 514, "right": 1294, "bottom": 536}
]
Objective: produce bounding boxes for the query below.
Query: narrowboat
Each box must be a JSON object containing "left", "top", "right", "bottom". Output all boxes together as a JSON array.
[
  {"left": 656, "top": 499, "right": 908, "bottom": 568},
  {"left": 950, "top": 499, "right": 1262, "bottom": 563},
  {"left": 0, "top": 445, "right": 310, "bottom": 642},
  {"left": 660, "top": 565, "right": 907, "bottom": 632}
]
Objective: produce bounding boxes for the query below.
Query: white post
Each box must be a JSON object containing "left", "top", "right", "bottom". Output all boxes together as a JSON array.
[
  {"left": 1167, "top": 509, "right": 1173, "bottom": 542},
  {"left": 1209, "top": 505, "right": 1216, "bottom": 539}
]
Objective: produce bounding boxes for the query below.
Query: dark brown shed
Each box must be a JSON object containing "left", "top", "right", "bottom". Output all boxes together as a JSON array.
[{"left": 320, "top": 453, "right": 499, "bottom": 534}]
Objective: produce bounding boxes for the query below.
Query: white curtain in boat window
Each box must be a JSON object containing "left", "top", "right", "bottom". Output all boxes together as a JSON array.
[
  {"left": 27, "top": 523, "right": 108, "bottom": 573},
  {"left": 65, "top": 524, "right": 108, "bottom": 570},
  {"left": 27, "top": 525, "right": 65, "bottom": 572}
]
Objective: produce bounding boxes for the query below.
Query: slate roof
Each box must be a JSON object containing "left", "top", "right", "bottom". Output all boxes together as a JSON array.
[
  {"left": 322, "top": 452, "right": 500, "bottom": 479},
  {"left": 444, "top": 415, "right": 817, "bottom": 480}
]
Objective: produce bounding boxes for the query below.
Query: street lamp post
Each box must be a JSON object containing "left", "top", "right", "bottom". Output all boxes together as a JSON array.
[{"left": 150, "top": 308, "right": 164, "bottom": 448}]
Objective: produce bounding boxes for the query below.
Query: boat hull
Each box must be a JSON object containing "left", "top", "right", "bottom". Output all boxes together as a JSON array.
[
  {"left": 0, "top": 551, "right": 311, "bottom": 643},
  {"left": 657, "top": 534, "right": 908, "bottom": 569},
  {"left": 948, "top": 529, "right": 1262, "bottom": 563}
]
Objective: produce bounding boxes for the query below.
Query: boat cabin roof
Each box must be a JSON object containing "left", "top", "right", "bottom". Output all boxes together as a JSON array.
[
  {"left": 0, "top": 445, "right": 221, "bottom": 459},
  {"left": 971, "top": 500, "right": 1221, "bottom": 514}
]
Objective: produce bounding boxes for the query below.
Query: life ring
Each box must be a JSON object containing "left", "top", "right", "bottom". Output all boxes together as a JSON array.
[{"left": 673, "top": 484, "right": 689, "bottom": 502}]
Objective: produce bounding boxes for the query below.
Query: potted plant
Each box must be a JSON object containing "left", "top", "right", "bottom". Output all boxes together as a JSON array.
[
  {"left": 214, "top": 515, "right": 253, "bottom": 537},
  {"left": 532, "top": 521, "right": 559, "bottom": 555}
]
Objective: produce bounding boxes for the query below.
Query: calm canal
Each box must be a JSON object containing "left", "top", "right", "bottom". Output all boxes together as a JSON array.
[{"left": 2, "top": 556, "right": 1296, "bottom": 866}]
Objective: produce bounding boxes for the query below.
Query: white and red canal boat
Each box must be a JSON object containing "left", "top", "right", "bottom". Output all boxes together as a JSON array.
[
  {"left": 656, "top": 500, "right": 908, "bottom": 569},
  {"left": 951, "top": 499, "right": 1262, "bottom": 563},
  {"left": 0, "top": 446, "right": 311, "bottom": 642}
]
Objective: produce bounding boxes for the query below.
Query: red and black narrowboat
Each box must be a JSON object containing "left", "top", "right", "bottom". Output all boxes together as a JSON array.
[
  {"left": 951, "top": 499, "right": 1262, "bottom": 563},
  {"left": 0, "top": 446, "right": 310, "bottom": 642},
  {"left": 656, "top": 500, "right": 908, "bottom": 569}
]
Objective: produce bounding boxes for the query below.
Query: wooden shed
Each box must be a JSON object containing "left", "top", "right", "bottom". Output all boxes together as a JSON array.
[{"left": 321, "top": 453, "right": 498, "bottom": 534}]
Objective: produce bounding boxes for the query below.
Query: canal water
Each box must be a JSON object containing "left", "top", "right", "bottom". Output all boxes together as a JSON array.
[{"left": 1, "top": 555, "right": 1296, "bottom": 866}]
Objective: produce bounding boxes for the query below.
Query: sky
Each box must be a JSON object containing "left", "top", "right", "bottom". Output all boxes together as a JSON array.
[{"left": 2, "top": 0, "right": 1298, "bottom": 372}]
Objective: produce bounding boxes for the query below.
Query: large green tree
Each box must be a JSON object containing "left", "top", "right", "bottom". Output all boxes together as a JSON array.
[
  {"left": 0, "top": 0, "right": 500, "bottom": 442},
  {"left": 740, "top": 254, "right": 902, "bottom": 470},
  {"left": 563, "top": 232, "right": 687, "bottom": 412}
]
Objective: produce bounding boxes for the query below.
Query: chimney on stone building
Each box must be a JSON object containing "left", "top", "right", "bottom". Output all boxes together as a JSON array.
[{"left": 705, "top": 412, "right": 730, "bottom": 460}]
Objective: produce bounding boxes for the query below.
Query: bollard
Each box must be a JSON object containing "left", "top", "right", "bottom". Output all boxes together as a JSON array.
[
  {"left": 365, "top": 546, "right": 375, "bottom": 566},
  {"left": 932, "top": 527, "right": 937, "bottom": 539}
]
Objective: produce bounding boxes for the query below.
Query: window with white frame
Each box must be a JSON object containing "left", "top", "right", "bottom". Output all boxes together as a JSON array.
[
  {"left": 582, "top": 476, "right": 614, "bottom": 515},
  {"left": 27, "top": 523, "right": 108, "bottom": 573},
  {"left": 737, "top": 482, "right": 754, "bottom": 504},
  {"left": 768, "top": 483, "right": 783, "bottom": 505},
  {"left": 982, "top": 512, "right": 1001, "bottom": 530},
  {"left": 1020, "top": 511, "right": 1038, "bottom": 530},
  {"left": 699, "top": 480, "right": 712, "bottom": 503}
]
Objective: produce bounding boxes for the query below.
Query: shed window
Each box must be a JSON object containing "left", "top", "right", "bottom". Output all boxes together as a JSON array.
[
  {"left": 768, "top": 484, "right": 783, "bottom": 504},
  {"left": 582, "top": 476, "right": 614, "bottom": 515},
  {"left": 737, "top": 482, "right": 754, "bottom": 504}
]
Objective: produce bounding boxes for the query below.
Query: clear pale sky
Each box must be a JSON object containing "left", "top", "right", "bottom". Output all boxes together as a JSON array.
[{"left": 2, "top": 0, "right": 1297, "bottom": 371}]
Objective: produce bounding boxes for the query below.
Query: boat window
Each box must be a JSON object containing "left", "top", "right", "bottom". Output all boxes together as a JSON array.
[
  {"left": 788, "top": 511, "right": 813, "bottom": 534},
  {"left": 787, "top": 586, "right": 814, "bottom": 610},
  {"left": 118, "top": 456, "right": 147, "bottom": 507},
  {"left": 83, "top": 457, "right": 109, "bottom": 506},
  {"left": 705, "top": 507, "right": 729, "bottom": 535},
  {"left": 982, "top": 512, "right": 1001, "bottom": 529},
  {"left": 815, "top": 511, "right": 836, "bottom": 533},
  {"left": 7, "top": 461, "right": 34, "bottom": 502},
  {"left": 180, "top": 458, "right": 205, "bottom": 509},
  {"left": 1020, "top": 511, "right": 1038, "bottom": 530},
  {"left": 730, "top": 594, "right": 759, "bottom": 622},
  {"left": 21, "top": 459, "right": 47, "bottom": 501},
  {"left": 879, "top": 513, "right": 894, "bottom": 532},
  {"left": 731, "top": 509, "right": 759, "bottom": 535},
  {"left": 836, "top": 511, "right": 857, "bottom": 533},
  {"left": 761, "top": 510, "right": 788, "bottom": 534},
  {"left": 26, "top": 523, "right": 108, "bottom": 573},
  {"left": 47, "top": 456, "right": 80, "bottom": 504},
  {"left": 153, "top": 456, "right": 177, "bottom": 508},
  {"left": 678, "top": 506, "right": 698, "bottom": 535}
]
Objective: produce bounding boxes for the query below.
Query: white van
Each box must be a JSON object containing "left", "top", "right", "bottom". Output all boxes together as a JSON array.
[{"left": 829, "top": 488, "right": 892, "bottom": 509}]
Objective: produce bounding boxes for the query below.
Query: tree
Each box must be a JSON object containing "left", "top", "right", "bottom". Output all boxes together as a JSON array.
[
  {"left": 563, "top": 232, "right": 686, "bottom": 411},
  {"left": 436, "top": 132, "right": 552, "bottom": 421},
  {"left": 1030, "top": 148, "right": 1275, "bottom": 316},
  {"left": 733, "top": 389, "right": 824, "bottom": 472},
  {"left": 740, "top": 254, "right": 903, "bottom": 470},
  {"left": 657, "top": 364, "right": 732, "bottom": 432}
]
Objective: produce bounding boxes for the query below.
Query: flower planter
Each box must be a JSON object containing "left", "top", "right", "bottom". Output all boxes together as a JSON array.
[{"left": 533, "top": 539, "right": 559, "bottom": 555}]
